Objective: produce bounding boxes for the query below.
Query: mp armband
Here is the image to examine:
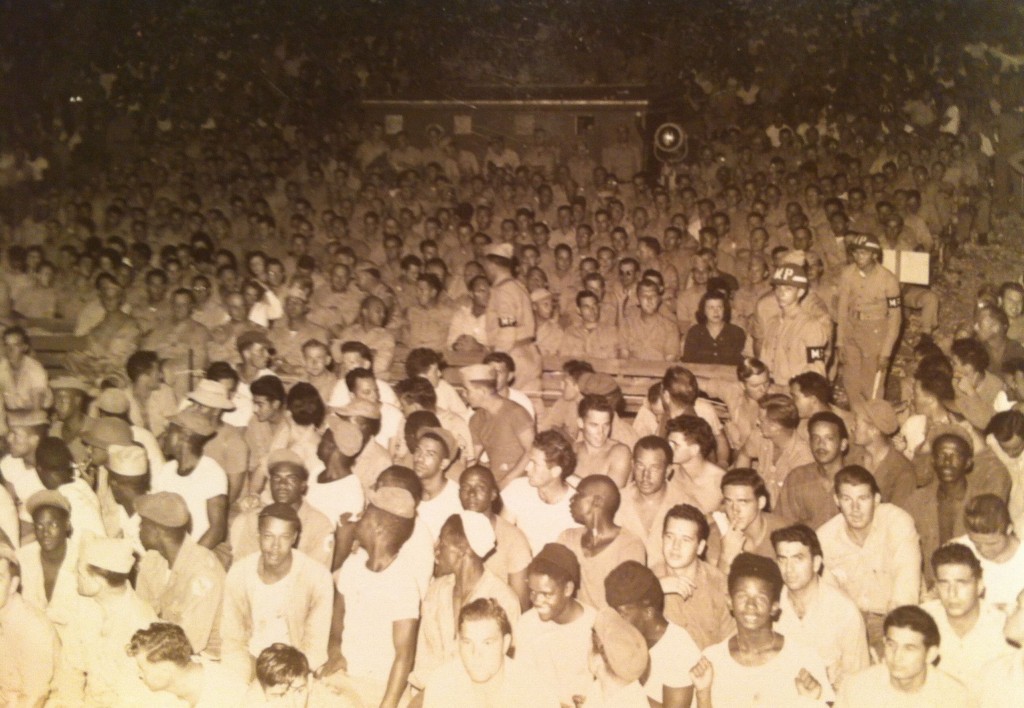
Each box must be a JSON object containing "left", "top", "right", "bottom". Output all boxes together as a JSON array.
[
  {"left": 887, "top": 296, "right": 902, "bottom": 308},
  {"left": 497, "top": 317, "right": 518, "bottom": 327},
  {"left": 806, "top": 346, "right": 827, "bottom": 364}
]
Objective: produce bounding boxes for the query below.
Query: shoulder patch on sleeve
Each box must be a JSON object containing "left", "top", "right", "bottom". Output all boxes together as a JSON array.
[
  {"left": 806, "top": 345, "right": 827, "bottom": 364},
  {"left": 887, "top": 296, "right": 902, "bottom": 308},
  {"left": 498, "top": 317, "right": 518, "bottom": 327}
]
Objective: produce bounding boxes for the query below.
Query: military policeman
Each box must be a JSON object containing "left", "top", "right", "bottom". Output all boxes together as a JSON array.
[
  {"left": 483, "top": 243, "right": 542, "bottom": 393},
  {"left": 837, "top": 233, "right": 902, "bottom": 406},
  {"left": 760, "top": 265, "right": 831, "bottom": 385}
]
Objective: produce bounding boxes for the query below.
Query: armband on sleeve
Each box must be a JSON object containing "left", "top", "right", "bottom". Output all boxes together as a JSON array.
[
  {"left": 498, "top": 316, "right": 518, "bottom": 327},
  {"left": 886, "top": 296, "right": 902, "bottom": 309},
  {"left": 806, "top": 346, "right": 827, "bottom": 364}
]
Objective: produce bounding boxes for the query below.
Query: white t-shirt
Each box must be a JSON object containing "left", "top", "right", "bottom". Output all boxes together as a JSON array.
[
  {"left": 644, "top": 622, "right": 700, "bottom": 702},
  {"left": 305, "top": 474, "right": 364, "bottom": 527},
  {"left": 326, "top": 378, "right": 397, "bottom": 409},
  {"left": 515, "top": 604, "right": 596, "bottom": 707},
  {"left": 836, "top": 663, "right": 969, "bottom": 708},
  {"left": 154, "top": 457, "right": 227, "bottom": 540},
  {"left": 508, "top": 388, "right": 536, "bottom": 421},
  {"left": 418, "top": 481, "right": 462, "bottom": 540},
  {"left": 334, "top": 549, "right": 421, "bottom": 682},
  {"left": 0, "top": 455, "right": 43, "bottom": 521},
  {"left": 195, "top": 659, "right": 249, "bottom": 708},
  {"left": 702, "top": 634, "right": 834, "bottom": 707},
  {"left": 248, "top": 571, "right": 295, "bottom": 656},
  {"left": 950, "top": 534, "right": 1024, "bottom": 611},
  {"left": 501, "top": 478, "right": 579, "bottom": 555}
]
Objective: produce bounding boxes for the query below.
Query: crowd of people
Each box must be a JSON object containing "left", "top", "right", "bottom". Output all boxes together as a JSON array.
[{"left": 3, "top": 0, "right": 1024, "bottom": 707}]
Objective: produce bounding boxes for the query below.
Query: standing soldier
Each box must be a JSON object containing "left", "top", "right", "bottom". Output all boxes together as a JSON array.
[
  {"left": 482, "top": 244, "right": 542, "bottom": 394},
  {"left": 837, "top": 234, "right": 902, "bottom": 407},
  {"left": 759, "top": 265, "right": 831, "bottom": 385}
]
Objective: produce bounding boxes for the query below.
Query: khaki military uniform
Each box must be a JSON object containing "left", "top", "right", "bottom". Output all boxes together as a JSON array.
[
  {"left": 837, "top": 263, "right": 902, "bottom": 405},
  {"left": 619, "top": 312, "right": 680, "bottom": 361},
  {"left": 485, "top": 275, "right": 541, "bottom": 391}
]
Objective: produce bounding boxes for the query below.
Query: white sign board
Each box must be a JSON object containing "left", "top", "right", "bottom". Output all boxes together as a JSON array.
[{"left": 882, "top": 249, "right": 930, "bottom": 286}]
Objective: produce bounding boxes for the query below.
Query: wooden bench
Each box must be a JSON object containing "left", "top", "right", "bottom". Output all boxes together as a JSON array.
[{"left": 20, "top": 318, "right": 80, "bottom": 376}]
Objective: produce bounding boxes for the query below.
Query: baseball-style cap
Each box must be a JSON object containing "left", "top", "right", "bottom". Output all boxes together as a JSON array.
[
  {"left": 49, "top": 376, "right": 95, "bottom": 395},
  {"left": 95, "top": 388, "right": 130, "bottom": 416},
  {"left": 82, "top": 534, "right": 135, "bottom": 574},
  {"left": 456, "top": 510, "right": 496, "bottom": 558},
  {"left": 530, "top": 288, "right": 554, "bottom": 303},
  {"left": 416, "top": 426, "right": 457, "bottom": 459},
  {"left": 25, "top": 489, "right": 71, "bottom": 517},
  {"left": 236, "top": 330, "right": 275, "bottom": 353},
  {"left": 108, "top": 444, "right": 148, "bottom": 477},
  {"left": 460, "top": 364, "right": 497, "bottom": 384},
  {"left": 135, "top": 492, "right": 190, "bottom": 528},
  {"left": 323, "top": 415, "right": 364, "bottom": 457},
  {"left": 594, "top": 607, "right": 649, "bottom": 683},
  {"left": 187, "top": 380, "right": 236, "bottom": 411},
  {"left": 578, "top": 372, "right": 618, "bottom": 396},
  {"left": 853, "top": 399, "right": 899, "bottom": 436},
  {"left": 770, "top": 264, "right": 810, "bottom": 288},
  {"left": 334, "top": 398, "right": 382, "bottom": 420},
  {"left": 167, "top": 409, "right": 217, "bottom": 438},
  {"left": 267, "top": 449, "right": 306, "bottom": 472},
  {"left": 367, "top": 487, "right": 416, "bottom": 519},
  {"left": 848, "top": 233, "right": 882, "bottom": 254},
  {"left": 484, "top": 243, "right": 515, "bottom": 260},
  {"left": 82, "top": 418, "right": 134, "bottom": 449}
]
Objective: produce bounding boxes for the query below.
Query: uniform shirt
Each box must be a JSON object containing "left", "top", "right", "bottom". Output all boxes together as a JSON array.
[
  {"left": 0, "top": 354, "right": 51, "bottom": 413},
  {"left": 655, "top": 560, "right": 735, "bottom": 650},
  {"left": 845, "top": 445, "right": 917, "bottom": 507},
  {"left": 446, "top": 303, "right": 488, "bottom": 348},
  {"left": 308, "top": 288, "right": 362, "bottom": 331},
  {"left": 776, "top": 581, "right": 870, "bottom": 689},
  {"left": 335, "top": 324, "right": 396, "bottom": 377},
  {"left": 135, "top": 537, "right": 226, "bottom": 655},
  {"left": 836, "top": 664, "right": 969, "bottom": 708},
  {"left": 759, "top": 305, "right": 831, "bottom": 384},
  {"left": 406, "top": 303, "right": 455, "bottom": 351},
  {"left": 621, "top": 312, "right": 682, "bottom": 361},
  {"left": 562, "top": 320, "right": 620, "bottom": 359},
  {"left": 776, "top": 462, "right": 841, "bottom": 530},
  {"left": 818, "top": 503, "right": 922, "bottom": 614},
  {"left": 616, "top": 485, "right": 699, "bottom": 563},
  {"left": 268, "top": 319, "right": 330, "bottom": 372},
  {"left": 920, "top": 600, "right": 1010, "bottom": 686},
  {"left": 836, "top": 262, "right": 902, "bottom": 356},
  {"left": 485, "top": 275, "right": 536, "bottom": 352}
]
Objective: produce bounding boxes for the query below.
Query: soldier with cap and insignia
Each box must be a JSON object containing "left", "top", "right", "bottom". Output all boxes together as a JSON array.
[
  {"left": 837, "top": 233, "right": 902, "bottom": 407},
  {"left": 482, "top": 243, "right": 543, "bottom": 395},
  {"left": 759, "top": 265, "right": 832, "bottom": 386}
]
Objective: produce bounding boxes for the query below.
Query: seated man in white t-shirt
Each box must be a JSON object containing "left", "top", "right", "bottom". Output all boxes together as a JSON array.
[
  {"left": 515, "top": 543, "right": 597, "bottom": 706},
  {"left": 501, "top": 430, "right": 579, "bottom": 555},
  {"left": 836, "top": 605, "right": 970, "bottom": 707},
  {"left": 604, "top": 560, "right": 700, "bottom": 708},
  {"left": 322, "top": 487, "right": 420, "bottom": 707},
  {"left": 411, "top": 427, "right": 462, "bottom": 539},
  {"left": 951, "top": 493, "right": 1024, "bottom": 611}
]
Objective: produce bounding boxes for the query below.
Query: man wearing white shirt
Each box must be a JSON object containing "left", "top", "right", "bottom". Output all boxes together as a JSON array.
[
  {"left": 412, "top": 427, "right": 462, "bottom": 539},
  {"left": 972, "top": 587, "right": 1024, "bottom": 708},
  {"left": 986, "top": 410, "right": 1024, "bottom": 532},
  {"left": 0, "top": 408, "right": 48, "bottom": 524},
  {"left": 326, "top": 340, "right": 398, "bottom": 409},
  {"left": 501, "top": 430, "right": 579, "bottom": 555},
  {"left": 951, "top": 494, "right": 1024, "bottom": 610},
  {"left": 920, "top": 543, "right": 1011, "bottom": 686},
  {"left": 772, "top": 524, "right": 869, "bottom": 689}
]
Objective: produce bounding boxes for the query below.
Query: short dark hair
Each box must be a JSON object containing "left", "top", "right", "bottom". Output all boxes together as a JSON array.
[
  {"left": 533, "top": 429, "right": 577, "bottom": 479},
  {"left": 256, "top": 643, "right": 310, "bottom": 690},
  {"left": 790, "top": 372, "right": 831, "bottom": 405},
  {"left": 986, "top": 409, "right": 1024, "bottom": 443},
  {"left": 483, "top": 351, "right": 515, "bottom": 373},
  {"left": 883, "top": 605, "right": 940, "bottom": 648},
  {"left": 728, "top": 552, "right": 783, "bottom": 602},
  {"left": 808, "top": 411, "right": 848, "bottom": 442},
  {"left": 563, "top": 359, "right": 595, "bottom": 381},
  {"left": 286, "top": 382, "right": 325, "bottom": 428},
  {"left": 696, "top": 290, "right": 732, "bottom": 325},
  {"left": 459, "top": 597, "right": 512, "bottom": 637},
  {"left": 833, "top": 465, "right": 881, "bottom": 496},
  {"left": 126, "top": 622, "right": 193, "bottom": 667},
  {"left": 931, "top": 542, "right": 983, "bottom": 579},
  {"left": 771, "top": 524, "right": 824, "bottom": 566},
  {"left": 250, "top": 375, "right": 286, "bottom": 404},
  {"left": 339, "top": 340, "right": 373, "bottom": 365},
  {"left": 666, "top": 414, "right": 716, "bottom": 459},
  {"left": 663, "top": 503, "right": 710, "bottom": 543},
  {"left": 759, "top": 393, "right": 800, "bottom": 430},
  {"left": 405, "top": 347, "right": 443, "bottom": 378},
  {"left": 394, "top": 377, "right": 437, "bottom": 411},
  {"left": 963, "top": 493, "right": 1012, "bottom": 534},
  {"left": 126, "top": 350, "right": 160, "bottom": 383},
  {"left": 662, "top": 366, "right": 698, "bottom": 407},
  {"left": 578, "top": 393, "right": 615, "bottom": 420},
  {"left": 633, "top": 435, "right": 673, "bottom": 466},
  {"left": 721, "top": 468, "right": 770, "bottom": 509},
  {"left": 950, "top": 337, "right": 990, "bottom": 374},
  {"left": 737, "top": 357, "right": 768, "bottom": 382}
]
